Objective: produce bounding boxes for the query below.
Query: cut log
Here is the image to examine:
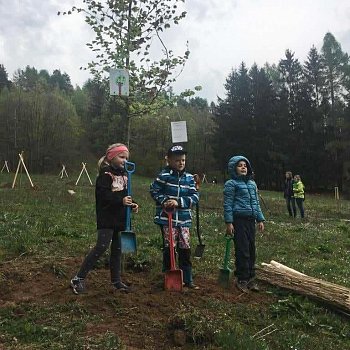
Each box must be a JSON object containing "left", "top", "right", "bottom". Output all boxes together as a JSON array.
[{"left": 257, "top": 261, "right": 350, "bottom": 313}]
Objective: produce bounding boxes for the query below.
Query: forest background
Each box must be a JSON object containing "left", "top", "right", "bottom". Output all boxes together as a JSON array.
[{"left": 1, "top": 31, "right": 350, "bottom": 196}]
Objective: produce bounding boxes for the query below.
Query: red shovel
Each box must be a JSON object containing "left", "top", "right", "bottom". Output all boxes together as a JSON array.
[{"left": 164, "top": 209, "right": 183, "bottom": 292}]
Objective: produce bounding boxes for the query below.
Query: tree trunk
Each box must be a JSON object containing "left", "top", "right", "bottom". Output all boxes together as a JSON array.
[{"left": 257, "top": 260, "right": 350, "bottom": 314}]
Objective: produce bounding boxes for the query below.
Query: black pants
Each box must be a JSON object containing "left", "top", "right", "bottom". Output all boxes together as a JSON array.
[
  {"left": 295, "top": 198, "right": 304, "bottom": 218},
  {"left": 233, "top": 217, "right": 256, "bottom": 282},
  {"left": 286, "top": 197, "right": 296, "bottom": 217},
  {"left": 77, "top": 227, "right": 122, "bottom": 284}
]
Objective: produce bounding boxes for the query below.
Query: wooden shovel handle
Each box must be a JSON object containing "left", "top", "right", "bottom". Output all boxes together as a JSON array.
[{"left": 193, "top": 173, "right": 201, "bottom": 190}]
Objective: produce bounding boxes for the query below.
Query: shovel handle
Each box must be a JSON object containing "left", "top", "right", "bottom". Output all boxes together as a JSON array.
[
  {"left": 223, "top": 236, "right": 232, "bottom": 269},
  {"left": 124, "top": 160, "right": 135, "bottom": 173},
  {"left": 193, "top": 174, "right": 203, "bottom": 245},
  {"left": 164, "top": 209, "right": 176, "bottom": 271},
  {"left": 124, "top": 161, "right": 135, "bottom": 196},
  {"left": 124, "top": 161, "right": 135, "bottom": 231},
  {"left": 193, "top": 173, "right": 200, "bottom": 190},
  {"left": 196, "top": 203, "right": 203, "bottom": 245}
]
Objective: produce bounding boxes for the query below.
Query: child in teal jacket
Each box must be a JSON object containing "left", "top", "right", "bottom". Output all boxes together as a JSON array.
[{"left": 223, "top": 155, "right": 265, "bottom": 293}]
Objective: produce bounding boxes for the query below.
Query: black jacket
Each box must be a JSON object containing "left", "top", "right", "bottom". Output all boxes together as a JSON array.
[
  {"left": 284, "top": 179, "right": 294, "bottom": 198},
  {"left": 95, "top": 165, "right": 127, "bottom": 230}
]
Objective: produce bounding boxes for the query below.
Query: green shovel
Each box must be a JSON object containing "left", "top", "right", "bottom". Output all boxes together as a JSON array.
[{"left": 218, "top": 236, "right": 233, "bottom": 288}]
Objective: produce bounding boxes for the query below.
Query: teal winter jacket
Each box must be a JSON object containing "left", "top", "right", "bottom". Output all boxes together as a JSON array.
[
  {"left": 150, "top": 166, "right": 199, "bottom": 227},
  {"left": 223, "top": 156, "right": 265, "bottom": 224}
]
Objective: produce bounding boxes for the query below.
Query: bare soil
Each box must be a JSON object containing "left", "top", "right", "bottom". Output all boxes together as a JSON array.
[{"left": 0, "top": 257, "right": 273, "bottom": 349}]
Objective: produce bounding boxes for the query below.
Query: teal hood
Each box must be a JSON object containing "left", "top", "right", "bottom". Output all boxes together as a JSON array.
[{"left": 228, "top": 155, "right": 253, "bottom": 179}]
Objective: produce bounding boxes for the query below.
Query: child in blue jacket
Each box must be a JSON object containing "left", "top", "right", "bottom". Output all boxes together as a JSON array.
[
  {"left": 223, "top": 155, "right": 265, "bottom": 293},
  {"left": 150, "top": 145, "right": 200, "bottom": 289}
]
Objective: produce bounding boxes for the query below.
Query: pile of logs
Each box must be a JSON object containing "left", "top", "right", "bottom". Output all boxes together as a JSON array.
[{"left": 257, "top": 260, "right": 350, "bottom": 314}]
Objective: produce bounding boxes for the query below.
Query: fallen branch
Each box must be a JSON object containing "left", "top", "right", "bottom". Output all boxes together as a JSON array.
[{"left": 257, "top": 260, "right": 350, "bottom": 313}]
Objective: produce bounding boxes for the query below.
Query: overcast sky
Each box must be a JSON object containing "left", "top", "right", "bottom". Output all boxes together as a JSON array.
[{"left": 1, "top": 0, "right": 350, "bottom": 103}]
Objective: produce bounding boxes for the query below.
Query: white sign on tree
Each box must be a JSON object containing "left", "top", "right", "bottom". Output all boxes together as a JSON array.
[
  {"left": 171, "top": 121, "right": 188, "bottom": 143},
  {"left": 110, "top": 68, "right": 130, "bottom": 96}
]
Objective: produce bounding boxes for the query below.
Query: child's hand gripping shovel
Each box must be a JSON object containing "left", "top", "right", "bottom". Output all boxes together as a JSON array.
[
  {"left": 119, "top": 161, "right": 137, "bottom": 254},
  {"left": 218, "top": 236, "right": 233, "bottom": 288},
  {"left": 164, "top": 209, "right": 183, "bottom": 292},
  {"left": 193, "top": 174, "right": 205, "bottom": 258}
]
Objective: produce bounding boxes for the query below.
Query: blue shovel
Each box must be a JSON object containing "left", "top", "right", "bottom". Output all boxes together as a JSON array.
[{"left": 119, "top": 161, "right": 137, "bottom": 253}]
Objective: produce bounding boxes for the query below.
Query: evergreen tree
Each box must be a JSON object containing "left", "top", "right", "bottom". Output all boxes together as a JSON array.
[
  {"left": 50, "top": 69, "right": 73, "bottom": 93},
  {"left": 249, "top": 64, "right": 278, "bottom": 188},
  {"left": 304, "top": 46, "right": 325, "bottom": 107},
  {"left": 321, "top": 32, "right": 349, "bottom": 186},
  {"left": 322, "top": 32, "right": 349, "bottom": 111},
  {"left": 0, "top": 64, "right": 10, "bottom": 91},
  {"left": 278, "top": 49, "right": 303, "bottom": 132}
]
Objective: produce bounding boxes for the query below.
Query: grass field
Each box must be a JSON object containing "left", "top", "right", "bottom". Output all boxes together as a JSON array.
[{"left": 0, "top": 171, "right": 350, "bottom": 349}]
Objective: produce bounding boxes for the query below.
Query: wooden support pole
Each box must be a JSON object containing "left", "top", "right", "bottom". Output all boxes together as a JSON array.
[
  {"left": 75, "top": 162, "right": 93, "bottom": 186},
  {"left": 19, "top": 153, "right": 34, "bottom": 188},
  {"left": 334, "top": 186, "right": 339, "bottom": 200},
  {"left": 75, "top": 162, "right": 85, "bottom": 186},
  {"left": 11, "top": 152, "right": 34, "bottom": 188},
  {"left": 83, "top": 164, "right": 93, "bottom": 185},
  {"left": 12, "top": 155, "right": 22, "bottom": 189},
  {"left": 59, "top": 164, "right": 69, "bottom": 179},
  {"left": 1, "top": 160, "right": 10, "bottom": 173}
]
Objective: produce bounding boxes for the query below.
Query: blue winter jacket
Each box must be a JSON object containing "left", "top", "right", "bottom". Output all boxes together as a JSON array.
[
  {"left": 150, "top": 166, "right": 199, "bottom": 227},
  {"left": 223, "top": 156, "right": 265, "bottom": 223}
]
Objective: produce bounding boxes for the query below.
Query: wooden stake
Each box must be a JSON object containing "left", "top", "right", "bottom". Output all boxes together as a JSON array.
[
  {"left": 83, "top": 164, "right": 93, "bottom": 185},
  {"left": 59, "top": 164, "right": 69, "bottom": 178},
  {"left": 19, "top": 153, "right": 34, "bottom": 187},
  {"left": 334, "top": 187, "right": 339, "bottom": 200},
  {"left": 1, "top": 160, "right": 10, "bottom": 173},
  {"left": 11, "top": 152, "right": 35, "bottom": 188},
  {"left": 75, "top": 162, "right": 93, "bottom": 186},
  {"left": 12, "top": 155, "right": 22, "bottom": 189}
]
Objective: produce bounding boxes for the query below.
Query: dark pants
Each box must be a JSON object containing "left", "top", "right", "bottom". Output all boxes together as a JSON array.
[
  {"left": 295, "top": 198, "right": 304, "bottom": 218},
  {"left": 286, "top": 197, "right": 296, "bottom": 217},
  {"left": 77, "top": 227, "right": 122, "bottom": 284},
  {"left": 233, "top": 217, "right": 256, "bottom": 282},
  {"left": 160, "top": 226, "right": 193, "bottom": 284}
]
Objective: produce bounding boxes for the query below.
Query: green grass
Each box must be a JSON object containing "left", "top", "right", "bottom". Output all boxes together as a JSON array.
[
  {"left": 0, "top": 302, "right": 123, "bottom": 349},
  {"left": 1, "top": 172, "right": 350, "bottom": 349}
]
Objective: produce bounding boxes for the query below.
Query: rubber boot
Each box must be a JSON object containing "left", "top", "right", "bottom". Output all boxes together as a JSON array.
[{"left": 181, "top": 265, "right": 193, "bottom": 285}]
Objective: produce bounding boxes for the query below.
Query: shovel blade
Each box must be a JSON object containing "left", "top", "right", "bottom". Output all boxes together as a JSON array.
[
  {"left": 164, "top": 269, "right": 183, "bottom": 292},
  {"left": 218, "top": 268, "right": 232, "bottom": 288},
  {"left": 194, "top": 244, "right": 205, "bottom": 258},
  {"left": 120, "top": 231, "right": 137, "bottom": 253}
]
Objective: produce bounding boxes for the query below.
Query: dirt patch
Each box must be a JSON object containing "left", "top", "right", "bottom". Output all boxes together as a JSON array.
[{"left": 0, "top": 258, "right": 273, "bottom": 349}]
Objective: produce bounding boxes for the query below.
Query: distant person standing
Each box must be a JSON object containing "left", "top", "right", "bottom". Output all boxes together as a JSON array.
[
  {"left": 284, "top": 171, "right": 296, "bottom": 217},
  {"left": 293, "top": 175, "right": 305, "bottom": 218}
]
